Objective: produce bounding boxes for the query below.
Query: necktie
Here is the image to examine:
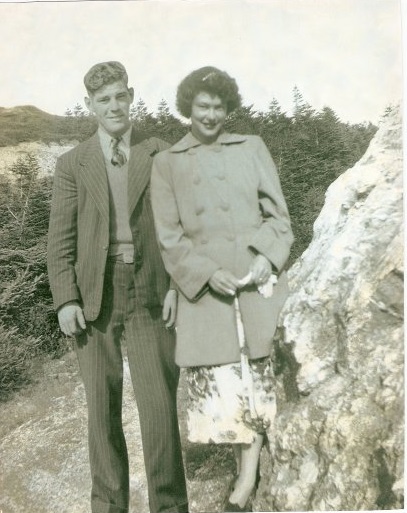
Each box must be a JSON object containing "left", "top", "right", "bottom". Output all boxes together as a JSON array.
[{"left": 111, "top": 137, "right": 127, "bottom": 167}]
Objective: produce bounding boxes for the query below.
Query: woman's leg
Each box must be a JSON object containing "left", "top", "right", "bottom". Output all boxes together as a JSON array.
[
  {"left": 228, "top": 434, "right": 263, "bottom": 508},
  {"left": 232, "top": 444, "right": 242, "bottom": 475}
]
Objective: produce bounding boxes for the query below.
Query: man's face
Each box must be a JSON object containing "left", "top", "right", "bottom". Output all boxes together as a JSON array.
[{"left": 85, "top": 80, "right": 134, "bottom": 137}]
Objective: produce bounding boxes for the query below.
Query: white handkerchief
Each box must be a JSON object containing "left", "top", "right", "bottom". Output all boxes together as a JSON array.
[
  {"left": 237, "top": 272, "right": 277, "bottom": 298},
  {"left": 258, "top": 274, "right": 278, "bottom": 298}
]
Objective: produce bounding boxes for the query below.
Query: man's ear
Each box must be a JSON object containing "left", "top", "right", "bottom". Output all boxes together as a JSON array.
[
  {"left": 84, "top": 96, "right": 93, "bottom": 113},
  {"left": 128, "top": 87, "right": 135, "bottom": 103}
]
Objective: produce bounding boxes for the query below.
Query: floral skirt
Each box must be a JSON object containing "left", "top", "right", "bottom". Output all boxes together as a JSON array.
[{"left": 185, "top": 356, "right": 276, "bottom": 444}]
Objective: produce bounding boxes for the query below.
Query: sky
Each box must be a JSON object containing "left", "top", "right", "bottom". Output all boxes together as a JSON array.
[{"left": 0, "top": 0, "right": 403, "bottom": 125}]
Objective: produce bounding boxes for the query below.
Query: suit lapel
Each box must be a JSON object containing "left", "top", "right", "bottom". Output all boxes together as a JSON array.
[
  {"left": 79, "top": 134, "right": 109, "bottom": 225},
  {"left": 78, "top": 129, "right": 154, "bottom": 223},
  {"left": 128, "top": 131, "right": 154, "bottom": 215}
]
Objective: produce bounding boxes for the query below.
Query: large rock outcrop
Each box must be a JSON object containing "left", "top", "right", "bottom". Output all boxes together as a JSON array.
[{"left": 256, "top": 106, "right": 403, "bottom": 511}]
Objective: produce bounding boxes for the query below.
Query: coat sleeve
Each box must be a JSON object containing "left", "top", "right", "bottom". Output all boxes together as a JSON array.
[
  {"left": 248, "top": 136, "right": 294, "bottom": 272},
  {"left": 47, "top": 154, "right": 81, "bottom": 311},
  {"left": 151, "top": 153, "right": 221, "bottom": 301}
]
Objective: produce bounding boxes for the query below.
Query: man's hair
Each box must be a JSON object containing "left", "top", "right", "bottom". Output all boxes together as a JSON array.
[
  {"left": 176, "top": 66, "right": 242, "bottom": 118},
  {"left": 84, "top": 61, "right": 129, "bottom": 95}
]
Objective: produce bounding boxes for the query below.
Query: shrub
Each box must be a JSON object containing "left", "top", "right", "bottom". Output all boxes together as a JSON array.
[{"left": 0, "top": 323, "right": 43, "bottom": 400}]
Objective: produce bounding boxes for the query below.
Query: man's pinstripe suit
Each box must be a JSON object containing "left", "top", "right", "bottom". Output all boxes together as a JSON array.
[{"left": 47, "top": 129, "right": 188, "bottom": 513}]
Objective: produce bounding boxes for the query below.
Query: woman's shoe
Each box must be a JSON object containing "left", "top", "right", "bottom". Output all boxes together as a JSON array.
[
  {"left": 224, "top": 499, "right": 252, "bottom": 512},
  {"left": 222, "top": 476, "right": 238, "bottom": 510}
]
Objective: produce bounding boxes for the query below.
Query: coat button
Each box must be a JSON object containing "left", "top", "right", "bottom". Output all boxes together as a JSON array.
[
  {"left": 193, "top": 175, "right": 201, "bottom": 185},
  {"left": 201, "top": 237, "right": 208, "bottom": 244},
  {"left": 226, "top": 234, "right": 235, "bottom": 241},
  {"left": 188, "top": 148, "right": 197, "bottom": 155},
  {"left": 196, "top": 205, "right": 205, "bottom": 215},
  {"left": 217, "top": 174, "right": 226, "bottom": 180},
  {"left": 103, "top": 245, "right": 108, "bottom": 251},
  {"left": 220, "top": 202, "right": 230, "bottom": 211}
]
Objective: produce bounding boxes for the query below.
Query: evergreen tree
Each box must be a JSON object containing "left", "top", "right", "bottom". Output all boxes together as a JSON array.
[
  {"left": 155, "top": 99, "right": 188, "bottom": 143},
  {"left": 156, "top": 99, "right": 172, "bottom": 124},
  {"left": 130, "top": 98, "right": 149, "bottom": 122},
  {"left": 5, "top": 153, "right": 50, "bottom": 246},
  {"left": 292, "top": 86, "right": 314, "bottom": 121},
  {"left": 72, "top": 103, "right": 87, "bottom": 117},
  {"left": 130, "top": 98, "right": 157, "bottom": 135},
  {"left": 259, "top": 99, "right": 292, "bottom": 171},
  {"left": 224, "top": 105, "right": 259, "bottom": 134}
]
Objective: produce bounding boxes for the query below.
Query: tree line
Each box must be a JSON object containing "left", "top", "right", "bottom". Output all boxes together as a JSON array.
[{"left": 0, "top": 88, "right": 381, "bottom": 398}]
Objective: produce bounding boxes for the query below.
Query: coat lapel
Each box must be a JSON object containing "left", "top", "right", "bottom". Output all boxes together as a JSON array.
[
  {"left": 78, "top": 134, "right": 109, "bottom": 225},
  {"left": 127, "top": 131, "right": 155, "bottom": 215}
]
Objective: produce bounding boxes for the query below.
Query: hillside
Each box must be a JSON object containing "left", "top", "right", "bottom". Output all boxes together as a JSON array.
[{"left": 0, "top": 105, "right": 96, "bottom": 147}]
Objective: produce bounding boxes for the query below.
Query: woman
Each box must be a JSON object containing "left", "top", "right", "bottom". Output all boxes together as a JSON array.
[{"left": 151, "top": 66, "right": 293, "bottom": 512}]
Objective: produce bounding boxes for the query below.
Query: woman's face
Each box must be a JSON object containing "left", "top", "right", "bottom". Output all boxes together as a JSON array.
[{"left": 190, "top": 92, "right": 227, "bottom": 144}]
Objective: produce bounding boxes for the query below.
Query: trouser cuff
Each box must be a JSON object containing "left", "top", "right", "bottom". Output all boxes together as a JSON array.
[{"left": 91, "top": 498, "right": 128, "bottom": 513}]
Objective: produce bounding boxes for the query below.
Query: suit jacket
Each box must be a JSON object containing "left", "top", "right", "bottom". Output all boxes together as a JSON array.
[
  {"left": 47, "top": 129, "right": 170, "bottom": 321},
  {"left": 151, "top": 132, "right": 294, "bottom": 367}
]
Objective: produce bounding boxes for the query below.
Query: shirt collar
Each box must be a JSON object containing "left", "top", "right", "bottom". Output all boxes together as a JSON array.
[
  {"left": 98, "top": 125, "right": 132, "bottom": 160},
  {"left": 169, "top": 131, "right": 247, "bottom": 153}
]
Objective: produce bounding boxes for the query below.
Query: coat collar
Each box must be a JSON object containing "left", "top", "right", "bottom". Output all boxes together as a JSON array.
[{"left": 169, "top": 131, "right": 247, "bottom": 153}]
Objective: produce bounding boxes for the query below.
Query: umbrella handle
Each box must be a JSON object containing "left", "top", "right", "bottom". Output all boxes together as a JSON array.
[{"left": 234, "top": 296, "right": 258, "bottom": 418}]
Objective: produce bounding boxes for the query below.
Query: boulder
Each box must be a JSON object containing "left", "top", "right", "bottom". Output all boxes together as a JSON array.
[{"left": 256, "top": 105, "right": 403, "bottom": 511}]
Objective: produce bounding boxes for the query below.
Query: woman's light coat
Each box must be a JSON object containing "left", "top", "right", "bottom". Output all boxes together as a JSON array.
[{"left": 151, "top": 132, "right": 294, "bottom": 367}]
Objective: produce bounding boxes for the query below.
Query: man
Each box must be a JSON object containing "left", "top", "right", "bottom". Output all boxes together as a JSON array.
[{"left": 47, "top": 61, "right": 188, "bottom": 513}]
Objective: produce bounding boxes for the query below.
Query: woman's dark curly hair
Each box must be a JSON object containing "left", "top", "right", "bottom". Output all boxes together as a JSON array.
[{"left": 176, "top": 66, "right": 242, "bottom": 118}]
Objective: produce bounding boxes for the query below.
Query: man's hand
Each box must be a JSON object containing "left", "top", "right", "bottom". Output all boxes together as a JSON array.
[
  {"left": 208, "top": 269, "right": 240, "bottom": 296},
  {"left": 163, "top": 289, "right": 177, "bottom": 329},
  {"left": 57, "top": 302, "right": 86, "bottom": 337},
  {"left": 249, "top": 254, "right": 272, "bottom": 286}
]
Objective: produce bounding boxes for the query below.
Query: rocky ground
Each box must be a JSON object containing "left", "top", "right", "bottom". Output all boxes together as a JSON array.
[
  {"left": 0, "top": 141, "right": 75, "bottom": 178},
  {"left": 0, "top": 351, "right": 236, "bottom": 513}
]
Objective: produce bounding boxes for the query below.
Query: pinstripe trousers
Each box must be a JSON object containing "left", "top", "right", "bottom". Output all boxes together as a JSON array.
[{"left": 74, "top": 258, "right": 188, "bottom": 513}]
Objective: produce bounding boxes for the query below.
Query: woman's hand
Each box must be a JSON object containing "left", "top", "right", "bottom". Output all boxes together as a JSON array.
[
  {"left": 249, "top": 254, "right": 272, "bottom": 286},
  {"left": 209, "top": 269, "right": 240, "bottom": 296}
]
